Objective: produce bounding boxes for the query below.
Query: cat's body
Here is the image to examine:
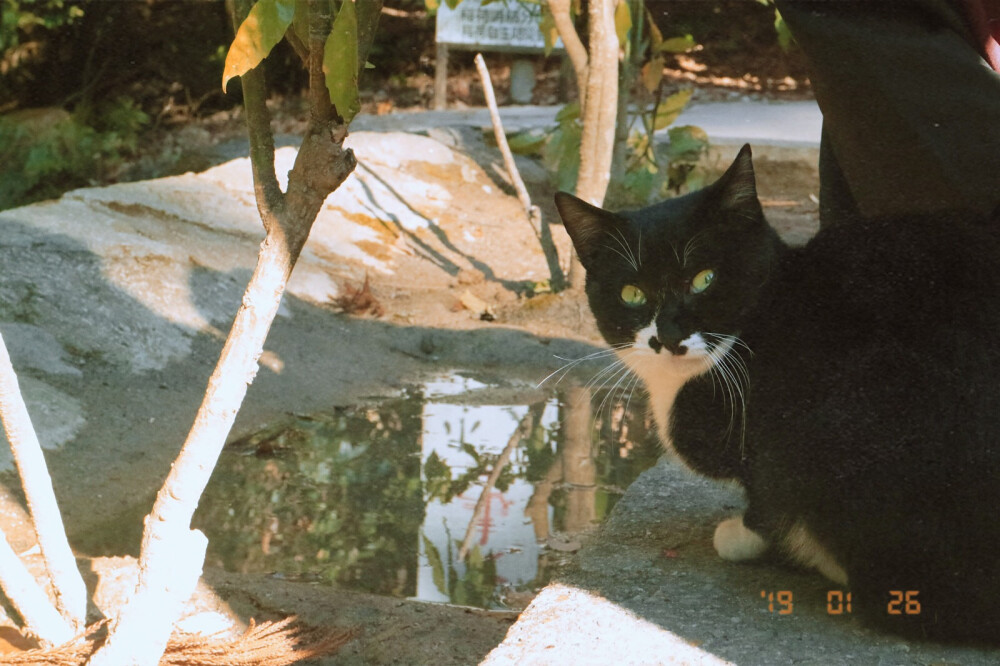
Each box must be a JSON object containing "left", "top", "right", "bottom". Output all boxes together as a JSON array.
[{"left": 555, "top": 146, "right": 1000, "bottom": 642}]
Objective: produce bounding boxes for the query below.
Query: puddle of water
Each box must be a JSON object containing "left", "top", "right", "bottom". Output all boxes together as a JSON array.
[{"left": 186, "top": 375, "right": 661, "bottom": 609}]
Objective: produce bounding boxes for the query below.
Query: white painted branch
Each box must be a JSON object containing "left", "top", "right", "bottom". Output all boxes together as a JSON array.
[
  {"left": 84, "top": 528, "right": 207, "bottom": 666},
  {"left": 86, "top": 238, "right": 292, "bottom": 666},
  {"left": 0, "top": 332, "right": 87, "bottom": 632},
  {"left": 474, "top": 53, "right": 542, "bottom": 230},
  {"left": 0, "top": 526, "right": 75, "bottom": 647},
  {"left": 546, "top": 0, "right": 589, "bottom": 110}
]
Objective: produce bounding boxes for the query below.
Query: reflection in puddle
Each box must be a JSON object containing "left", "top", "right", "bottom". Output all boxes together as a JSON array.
[{"left": 193, "top": 375, "right": 660, "bottom": 609}]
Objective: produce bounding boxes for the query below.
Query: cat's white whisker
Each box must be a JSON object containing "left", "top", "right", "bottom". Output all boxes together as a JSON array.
[
  {"left": 606, "top": 229, "right": 639, "bottom": 272},
  {"left": 703, "top": 334, "right": 750, "bottom": 454},
  {"left": 584, "top": 355, "right": 629, "bottom": 394},
  {"left": 596, "top": 362, "right": 636, "bottom": 418},
  {"left": 623, "top": 371, "right": 644, "bottom": 418},
  {"left": 537, "top": 344, "right": 631, "bottom": 388}
]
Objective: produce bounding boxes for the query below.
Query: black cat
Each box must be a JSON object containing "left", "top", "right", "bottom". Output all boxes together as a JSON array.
[{"left": 555, "top": 145, "right": 1000, "bottom": 642}]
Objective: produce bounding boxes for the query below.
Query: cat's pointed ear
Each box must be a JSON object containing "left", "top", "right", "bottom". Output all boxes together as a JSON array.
[
  {"left": 554, "top": 192, "right": 618, "bottom": 270},
  {"left": 715, "top": 144, "right": 760, "bottom": 211}
]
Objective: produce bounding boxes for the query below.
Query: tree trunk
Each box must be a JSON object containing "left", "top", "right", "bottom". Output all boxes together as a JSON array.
[
  {"left": 548, "top": 0, "right": 621, "bottom": 288},
  {"left": 576, "top": 0, "right": 619, "bottom": 208},
  {"left": 87, "top": 1, "right": 361, "bottom": 662}
]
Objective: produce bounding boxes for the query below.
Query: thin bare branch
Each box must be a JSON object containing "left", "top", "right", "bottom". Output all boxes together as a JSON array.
[
  {"left": 231, "top": 0, "right": 285, "bottom": 230},
  {"left": 458, "top": 405, "right": 542, "bottom": 561},
  {"left": 474, "top": 54, "right": 540, "bottom": 227},
  {"left": 285, "top": 26, "right": 309, "bottom": 66}
]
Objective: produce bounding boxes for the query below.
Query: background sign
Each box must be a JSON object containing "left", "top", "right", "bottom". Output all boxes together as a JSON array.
[{"left": 435, "top": 0, "right": 563, "bottom": 52}]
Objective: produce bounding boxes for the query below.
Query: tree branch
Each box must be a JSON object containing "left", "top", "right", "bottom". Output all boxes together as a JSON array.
[
  {"left": 474, "top": 54, "right": 540, "bottom": 226},
  {"left": 458, "top": 405, "right": 542, "bottom": 561},
  {"left": 232, "top": 0, "right": 285, "bottom": 232},
  {"left": 0, "top": 527, "right": 75, "bottom": 647},
  {"left": 308, "top": 0, "right": 335, "bottom": 124},
  {"left": 87, "top": 2, "right": 360, "bottom": 662},
  {"left": 0, "top": 332, "right": 86, "bottom": 633},
  {"left": 547, "top": 0, "right": 589, "bottom": 109}
]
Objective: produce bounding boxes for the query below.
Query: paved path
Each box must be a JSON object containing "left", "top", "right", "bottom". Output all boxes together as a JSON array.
[{"left": 352, "top": 99, "right": 823, "bottom": 148}]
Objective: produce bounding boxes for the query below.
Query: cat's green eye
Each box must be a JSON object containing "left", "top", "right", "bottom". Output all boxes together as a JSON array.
[
  {"left": 691, "top": 269, "right": 716, "bottom": 294},
  {"left": 620, "top": 284, "right": 647, "bottom": 307}
]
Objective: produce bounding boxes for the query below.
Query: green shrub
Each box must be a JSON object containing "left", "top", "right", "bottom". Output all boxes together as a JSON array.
[{"left": 0, "top": 98, "right": 148, "bottom": 210}]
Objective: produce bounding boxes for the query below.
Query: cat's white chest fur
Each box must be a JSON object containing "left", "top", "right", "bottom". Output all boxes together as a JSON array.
[{"left": 618, "top": 324, "right": 721, "bottom": 447}]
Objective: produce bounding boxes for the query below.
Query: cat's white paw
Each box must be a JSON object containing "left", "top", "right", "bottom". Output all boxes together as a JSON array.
[{"left": 713, "top": 516, "right": 768, "bottom": 562}]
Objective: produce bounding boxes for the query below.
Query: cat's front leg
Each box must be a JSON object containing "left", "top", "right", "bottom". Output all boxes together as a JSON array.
[{"left": 713, "top": 515, "right": 768, "bottom": 562}]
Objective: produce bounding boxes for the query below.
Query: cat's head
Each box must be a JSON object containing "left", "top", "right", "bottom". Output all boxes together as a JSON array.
[{"left": 555, "top": 144, "right": 783, "bottom": 380}]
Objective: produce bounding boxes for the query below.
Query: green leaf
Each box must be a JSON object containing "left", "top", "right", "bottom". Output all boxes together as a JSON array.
[
  {"left": 540, "top": 6, "right": 558, "bottom": 56},
  {"left": 422, "top": 535, "right": 447, "bottom": 594},
  {"left": 324, "top": 0, "right": 361, "bottom": 123},
  {"left": 425, "top": 0, "right": 440, "bottom": 13},
  {"left": 774, "top": 10, "right": 793, "bottom": 51},
  {"left": 222, "top": 0, "right": 297, "bottom": 92},
  {"left": 641, "top": 55, "right": 664, "bottom": 93},
  {"left": 644, "top": 6, "right": 663, "bottom": 51},
  {"left": 507, "top": 130, "right": 547, "bottom": 156},
  {"left": 614, "top": 0, "right": 632, "bottom": 46},
  {"left": 555, "top": 101, "right": 580, "bottom": 123},
  {"left": 445, "top": 0, "right": 461, "bottom": 9},
  {"left": 653, "top": 89, "right": 693, "bottom": 131},
  {"left": 657, "top": 34, "right": 696, "bottom": 54},
  {"left": 666, "top": 124, "right": 709, "bottom": 161}
]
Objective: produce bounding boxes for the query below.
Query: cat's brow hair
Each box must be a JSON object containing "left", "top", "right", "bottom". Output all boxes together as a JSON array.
[
  {"left": 670, "top": 242, "right": 683, "bottom": 267},
  {"left": 604, "top": 228, "right": 640, "bottom": 272},
  {"left": 682, "top": 230, "right": 709, "bottom": 268}
]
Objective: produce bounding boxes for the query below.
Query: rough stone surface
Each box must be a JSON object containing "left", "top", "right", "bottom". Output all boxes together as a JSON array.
[{"left": 483, "top": 583, "right": 731, "bottom": 665}]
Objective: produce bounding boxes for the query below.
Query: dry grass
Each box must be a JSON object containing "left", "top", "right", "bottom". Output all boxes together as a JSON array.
[{"left": 0, "top": 616, "right": 358, "bottom": 665}]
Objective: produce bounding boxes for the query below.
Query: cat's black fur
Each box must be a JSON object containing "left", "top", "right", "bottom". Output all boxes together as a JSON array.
[{"left": 555, "top": 145, "right": 1000, "bottom": 642}]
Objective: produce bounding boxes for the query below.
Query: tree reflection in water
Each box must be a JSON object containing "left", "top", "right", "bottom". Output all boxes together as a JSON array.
[{"left": 194, "top": 376, "right": 661, "bottom": 609}]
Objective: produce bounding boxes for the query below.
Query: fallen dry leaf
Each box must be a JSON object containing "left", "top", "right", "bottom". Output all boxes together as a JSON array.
[{"left": 332, "top": 274, "right": 384, "bottom": 317}]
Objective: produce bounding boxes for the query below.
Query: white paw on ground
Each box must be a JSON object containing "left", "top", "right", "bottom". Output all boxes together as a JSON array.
[{"left": 713, "top": 516, "right": 768, "bottom": 562}]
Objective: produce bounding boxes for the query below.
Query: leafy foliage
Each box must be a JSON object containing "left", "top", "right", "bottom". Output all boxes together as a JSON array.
[
  {"left": 222, "top": 0, "right": 296, "bottom": 91},
  {"left": 507, "top": 1, "right": 709, "bottom": 206},
  {"left": 224, "top": 0, "right": 374, "bottom": 123},
  {"left": 0, "top": 0, "right": 83, "bottom": 51},
  {"left": 0, "top": 99, "right": 149, "bottom": 210},
  {"left": 196, "top": 401, "right": 426, "bottom": 596}
]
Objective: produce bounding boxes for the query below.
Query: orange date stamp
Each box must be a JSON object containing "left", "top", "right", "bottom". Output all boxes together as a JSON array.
[{"left": 759, "top": 590, "right": 921, "bottom": 615}]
